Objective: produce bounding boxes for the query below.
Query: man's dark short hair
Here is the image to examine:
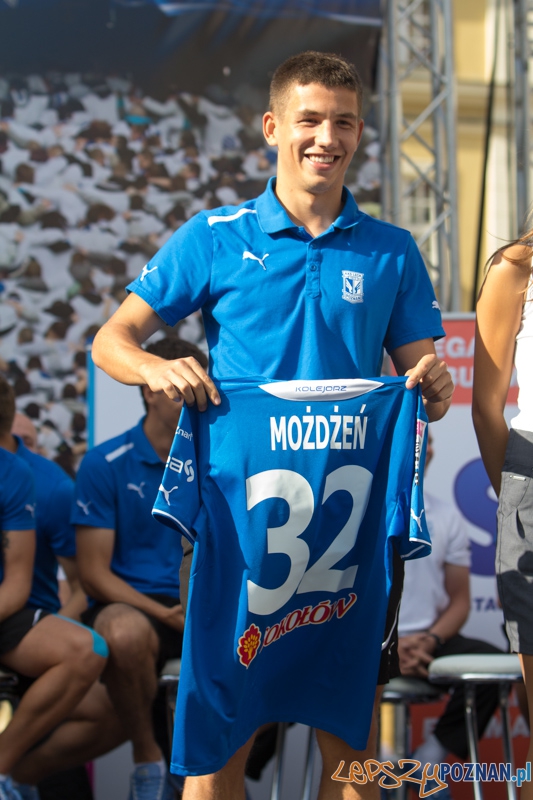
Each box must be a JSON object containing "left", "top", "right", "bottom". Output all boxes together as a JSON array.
[
  {"left": 269, "top": 51, "right": 363, "bottom": 116},
  {"left": 140, "top": 337, "right": 208, "bottom": 411}
]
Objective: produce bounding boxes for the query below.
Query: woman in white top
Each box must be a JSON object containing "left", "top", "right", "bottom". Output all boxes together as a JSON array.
[{"left": 473, "top": 241, "right": 533, "bottom": 797}]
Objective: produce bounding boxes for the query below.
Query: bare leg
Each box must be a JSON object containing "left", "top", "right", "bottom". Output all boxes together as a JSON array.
[
  {"left": 519, "top": 655, "right": 533, "bottom": 800},
  {"left": 12, "top": 681, "right": 126, "bottom": 784},
  {"left": 93, "top": 603, "right": 163, "bottom": 764},
  {"left": 316, "top": 686, "right": 383, "bottom": 800},
  {"left": 0, "top": 615, "right": 106, "bottom": 775},
  {"left": 182, "top": 733, "right": 257, "bottom": 800}
]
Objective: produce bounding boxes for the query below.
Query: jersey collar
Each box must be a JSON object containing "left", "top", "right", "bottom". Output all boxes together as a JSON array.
[
  {"left": 256, "top": 177, "right": 362, "bottom": 234},
  {"left": 131, "top": 418, "right": 163, "bottom": 466}
]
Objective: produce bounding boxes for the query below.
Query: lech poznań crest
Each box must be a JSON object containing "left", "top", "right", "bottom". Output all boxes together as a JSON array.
[{"left": 341, "top": 271, "right": 364, "bottom": 304}]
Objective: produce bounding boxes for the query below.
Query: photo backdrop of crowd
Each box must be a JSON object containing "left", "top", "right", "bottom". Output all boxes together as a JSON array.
[{"left": 0, "top": 0, "right": 382, "bottom": 475}]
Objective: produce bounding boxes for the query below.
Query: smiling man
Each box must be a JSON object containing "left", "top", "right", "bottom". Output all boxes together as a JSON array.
[{"left": 92, "top": 52, "right": 453, "bottom": 800}]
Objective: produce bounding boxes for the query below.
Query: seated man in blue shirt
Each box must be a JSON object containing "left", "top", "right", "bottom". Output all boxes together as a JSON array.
[
  {"left": 74, "top": 337, "right": 207, "bottom": 800},
  {"left": 0, "top": 379, "right": 120, "bottom": 800},
  {"left": 6, "top": 406, "right": 115, "bottom": 800}
]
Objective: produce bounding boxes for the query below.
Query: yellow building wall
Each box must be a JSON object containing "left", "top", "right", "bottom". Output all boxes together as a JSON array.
[{"left": 454, "top": 0, "right": 487, "bottom": 81}]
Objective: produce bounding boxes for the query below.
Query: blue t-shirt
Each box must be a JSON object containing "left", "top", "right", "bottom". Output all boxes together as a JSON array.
[
  {"left": 72, "top": 419, "right": 181, "bottom": 599},
  {"left": 153, "top": 377, "right": 430, "bottom": 775},
  {"left": 0, "top": 448, "right": 35, "bottom": 585},
  {"left": 14, "top": 439, "right": 75, "bottom": 612},
  {"left": 128, "top": 179, "right": 444, "bottom": 381}
]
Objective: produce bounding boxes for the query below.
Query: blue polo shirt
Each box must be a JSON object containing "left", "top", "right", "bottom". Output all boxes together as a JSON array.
[
  {"left": 0, "top": 448, "right": 35, "bottom": 585},
  {"left": 13, "top": 438, "right": 75, "bottom": 612},
  {"left": 72, "top": 419, "right": 181, "bottom": 599},
  {"left": 128, "top": 178, "right": 444, "bottom": 380}
]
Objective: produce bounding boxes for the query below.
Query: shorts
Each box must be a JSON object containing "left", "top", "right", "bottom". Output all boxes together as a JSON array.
[
  {"left": 179, "top": 536, "right": 403, "bottom": 684},
  {"left": 496, "top": 428, "right": 533, "bottom": 654},
  {"left": 81, "top": 594, "right": 182, "bottom": 672},
  {"left": 0, "top": 608, "right": 50, "bottom": 656},
  {"left": 377, "top": 544, "right": 404, "bottom": 684}
]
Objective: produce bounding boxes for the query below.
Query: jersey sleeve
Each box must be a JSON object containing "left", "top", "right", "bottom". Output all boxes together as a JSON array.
[
  {"left": 127, "top": 212, "right": 213, "bottom": 327},
  {"left": 396, "top": 388, "right": 432, "bottom": 560},
  {"left": 44, "top": 475, "right": 76, "bottom": 557},
  {"left": 1, "top": 457, "right": 35, "bottom": 531},
  {"left": 71, "top": 450, "right": 117, "bottom": 529},
  {"left": 383, "top": 234, "right": 445, "bottom": 353},
  {"left": 152, "top": 404, "right": 199, "bottom": 544}
]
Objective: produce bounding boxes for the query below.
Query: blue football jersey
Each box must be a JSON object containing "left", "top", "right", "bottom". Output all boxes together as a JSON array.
[{"left": 153, "top": 377, "right": 430, "bottom": 776}]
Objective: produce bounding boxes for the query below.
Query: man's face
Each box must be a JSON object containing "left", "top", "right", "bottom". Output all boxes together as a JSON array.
[
  {"left": 144, "top": 387, "right": 184, "bottom": 434},
  {"left": 263, "top": 82, "right": 364, "bottom": 199},
  {"left": 12, "top": 412, "right": 38, "bottom": 451}
]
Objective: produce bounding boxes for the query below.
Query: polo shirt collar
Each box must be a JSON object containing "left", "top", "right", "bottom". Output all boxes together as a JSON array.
[
  {"left": 256, "top": 178, "right": 296, "bottom": 234},
  {"left": 12, "top": 434, "right": 27, "bottom": 456},
  {"left": 256, "top": 177, "right": 362, "bottom": 234},
  {"left": 333, "top": 188, "right": 361, "bottom": 229},
  {"left": 131, "top": 418, "right": 162, "bottom": 465}
]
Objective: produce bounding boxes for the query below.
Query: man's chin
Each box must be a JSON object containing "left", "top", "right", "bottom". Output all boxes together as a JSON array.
[{"left": 304, "top": 178, "right": 342, "bottom": 196}]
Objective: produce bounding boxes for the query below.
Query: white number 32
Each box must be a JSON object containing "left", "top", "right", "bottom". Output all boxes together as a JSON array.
[{"left": 246, "top": 465, "right": 373, "bottom": 616}]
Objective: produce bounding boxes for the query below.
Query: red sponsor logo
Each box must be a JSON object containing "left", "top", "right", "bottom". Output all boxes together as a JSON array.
[{"left": 237, "top": 623, "right": 262, "bottom": 668}]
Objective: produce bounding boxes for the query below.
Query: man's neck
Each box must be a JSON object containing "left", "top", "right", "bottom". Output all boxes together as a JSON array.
[
  {"left": 274, "top": 181, "right": 344, "bottom": 238},
  {"left": 0, "top": 432, "right": 18, "bottom": 454},
  {"left": 142, "top": 415, "right": 173, "bottom": 464}
]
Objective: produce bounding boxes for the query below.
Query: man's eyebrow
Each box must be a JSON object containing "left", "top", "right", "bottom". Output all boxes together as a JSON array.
[{"left": 297, "top": 108, "right": 358, "bottom": 119}]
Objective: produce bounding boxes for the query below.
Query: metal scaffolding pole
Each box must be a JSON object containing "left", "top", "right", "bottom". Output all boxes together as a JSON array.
[
  {"left": 514, "top": 0, "right": 533, "bottom": 232},
  {"left": 380, "top": 0, "right": 460, "bottom": 311}
]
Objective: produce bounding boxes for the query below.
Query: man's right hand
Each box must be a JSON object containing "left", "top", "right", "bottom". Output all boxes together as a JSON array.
[
  {"left": 92, "top": 294, "right": 220, "bottom": 411},
  {"left": 141, "top": 355, "right": 220, "bottom": 411},
  {"left": 398, "top": 634, "right": 434, "bottom": 678},
  {"left": 158, "top": 603, "right": 185, "bottom": 632}
]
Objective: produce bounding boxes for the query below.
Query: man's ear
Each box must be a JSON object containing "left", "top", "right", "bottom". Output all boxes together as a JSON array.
[
  {"left": 141, "top": 384, "right": 154, "bottom": 406},
  {"left": 355, "top": 118, "right": 365, "bottom": 150},
  {"left": 263, "top": 111, "right": 278, "bottom": 146}
]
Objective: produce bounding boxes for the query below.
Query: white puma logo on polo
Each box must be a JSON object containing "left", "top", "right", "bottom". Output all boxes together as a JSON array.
[
  {"left": 140, "top": 264, "right": 158, "bottom": 281},
  {"left": 159, "top": 484, "right": 179, "bottom": 505},
  {"left": 77, "top": 499, "right": 92, "bottom": 516},
  {"left": 25, "top": 504, "right": 35, "bottom": 518},
  {"left": 127, "top": 482, "right": 146, "bottom": 499},
  {"left": 243, "top": 251, "right": 269, "bottom": 270},
  {"left": 410, "top": 507, "right": 425, "bottom": 533}
]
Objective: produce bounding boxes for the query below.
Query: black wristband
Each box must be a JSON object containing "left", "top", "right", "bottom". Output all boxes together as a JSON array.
[{"left": 427, "top": 631, "right": 444, "bottom": 647}]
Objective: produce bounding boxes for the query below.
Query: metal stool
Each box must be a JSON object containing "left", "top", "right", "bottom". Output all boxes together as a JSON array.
[
  {"left": 428, "top": 653, "right": 523, "bottom": 800},
  {"left": 270, "top": 724, "right": 316, "bottom": 800},
  {"left": 380, "top": 677, "right": 444, "bottom": 800},
  {"left": 0, "top": 667, "right": 18, "bottom": 734},
  {"left": 158, "top": 666, "right": 316, "bottom": 800},
  {"left": 159, "top": 658, "right": 181, "bottom": 751}
]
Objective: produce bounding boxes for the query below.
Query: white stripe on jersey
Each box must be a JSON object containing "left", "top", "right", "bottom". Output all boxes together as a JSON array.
[
  {"left": 105, "top": 442, "right": 135, "bottom": 462},
  {"left": 259, "top": 379, "right": 383, "bottom": 402},
  {"left": 207, "top": 208, "right": 257, "bottom": 227}
]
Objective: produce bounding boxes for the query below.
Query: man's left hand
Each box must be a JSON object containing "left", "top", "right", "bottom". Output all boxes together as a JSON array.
[
  {"left": 405, "top": 353, "right": 454, "bottom": 405},
  {"left": 390, "top": 339, "right": 454, "bottom": 422}
]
